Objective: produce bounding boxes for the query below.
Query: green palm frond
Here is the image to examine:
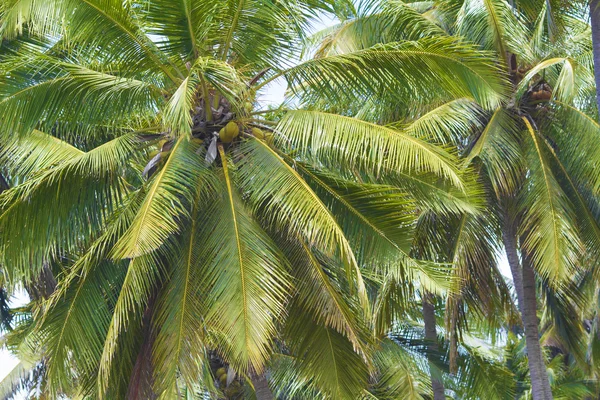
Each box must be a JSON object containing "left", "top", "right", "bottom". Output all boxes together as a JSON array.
[
  {"left": 236, "top": 138, "right": 367, "bottom": 302},
  {"left": 150, "top": 178, "right": 210, "bottom": 395},
  {"left": 163, "top": 57, "right": 243, "bottom": 135},
  {"left": 399, "top": 98, "right": 486, "bottom": 145},
  {"left": 1, "top": 129, "right": 84, "bottom": 180},
  {"left": 199, "top": 146, "right": 290, "bottom": 374},
  {"left": 138, "top": 0, "right": 214, "bottom": 59},
  {"left": 518, "top": 117, "right": 584, "bottom": 282},
  {"left": 370, "top": 339, "right": 430, "bottom": 400},
  {"left": 281, "top": 236, "right": 370, "bottom": 356},
  {"left": 283, "top": 308, "right": 369, "bottom": 400},
  {"left": 0, "top": 133, "right": 140, "bottom": 281},
  {"left": 38, "top": 190, "right": 144, "bottom": 397},
  {"left": 382, "top": 172, "right": 479, "bottom": 215},
  {"left": 296, "top": 164, "right": 416, "bottom": 261},
  {"left": 464, "top": 108, "right": 524, "bottom": 196},
  {"left": 516, "top": 57, "right": 581, "bottom": 103},
  {"left": 372, "top": 275, "right": 415, "bottom": 337},
  {"left": 62, "top": 0, "right": 181, "bottom": 81},
  {"left": 0, "top": 50, "right": 162, "bottom": 136},
  {"left": 456, "top": 0, "right": 533, "bottom": 63},
  {"left": 281, "top": 37, "right": 508, "bottom": 108},
  {"left": 452, "top": 343, "right": 515, "bottom": 400},
  {"left": 276, "top": 110, "right": 466, "bottom": 189},
  {"left": 96, "top": 253, "right": 162, "bottom": 398},
  {"left": 112, "top": 137, "right": 215, "bottom": 258},
  {"left": 309, "top": 1, "right": 446, "bottom": 57},
  {"left": 548, "top": 102, "right": 600, "bottom": 194}
]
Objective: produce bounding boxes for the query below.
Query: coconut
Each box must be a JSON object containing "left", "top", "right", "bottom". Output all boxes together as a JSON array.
[
  {"left": 219, "top": 374, "right": 228, "bottom": 386},
  {"left": 220, "top": 121, "right": 239, "bottom": 143},
  {"left": 251, "top": 127, "right": 264, "bottom": 139},
  {"left": 264, "top": 130, "right": 274, "bottom": 144}
]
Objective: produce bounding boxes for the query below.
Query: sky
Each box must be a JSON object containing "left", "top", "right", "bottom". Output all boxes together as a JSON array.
[{"left": 0, "top": 11, "right": 514, "bottom": 397}]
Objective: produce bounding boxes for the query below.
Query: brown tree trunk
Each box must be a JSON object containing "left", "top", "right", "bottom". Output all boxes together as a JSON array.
[
  {"left": 127, "top": 302, "right": 158, "bottom": 400},
  {"left": 501, "top": 210, "right": 525, "bottom": 313},
  {"left": 590, "top": 0, "right": 600, "bottom": 115},
  {"left": 250, "top": 372, "right": 273, "bottom": 400},
  {"left": 422, "top": 291, "right": 445, "bottom": 400},
  {"left": 521, "top": 254, "right": 553, "bottom": 400},
  {"left": 501, "top": 208, "right": 553, "bottom": 400}
]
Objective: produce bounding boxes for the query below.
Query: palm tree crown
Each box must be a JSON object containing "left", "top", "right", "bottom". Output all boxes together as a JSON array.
[{"left": 0, "top": 0, "right": 511, "bottom": 398}]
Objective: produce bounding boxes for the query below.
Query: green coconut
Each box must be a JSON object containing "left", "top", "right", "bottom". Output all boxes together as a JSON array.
[{"left": 219, "top": 121, "right": 239, "bottom": 143}]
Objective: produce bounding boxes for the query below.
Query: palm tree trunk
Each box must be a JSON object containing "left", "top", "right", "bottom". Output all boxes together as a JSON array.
[
  {"left": 422, "top": 291, "right": 445, "bottom": 400},
  {"left": 501, "top": 210, "right": 552, "bottom": 400},
  {"left": 250, "top": 372, "right": 273, "bottom": 400},
  {"left": 521, "top": 254, "right": 553, "bottom": 400},
  {"left": 590, "top": 0, "right": 600, "bottom": 114},
  {"left": 501, "top": 211, "right": 525, "bottom": 313},
  {"left": 128, "top": 301, "right": 158, "bottom": 400}
]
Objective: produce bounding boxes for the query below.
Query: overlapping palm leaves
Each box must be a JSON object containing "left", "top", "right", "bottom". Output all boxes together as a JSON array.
[
  {"left": 310, "top": 0, "right": 600, "bottom": 399},
  {"left": 0, "top": 0, "right": 510, "bottom": 398}
]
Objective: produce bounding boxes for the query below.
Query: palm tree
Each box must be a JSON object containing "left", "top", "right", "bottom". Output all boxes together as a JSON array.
[
  {"left": 308, "top": 1, "right": 600, "bottom": 399},
  {"left": 0, "top": 0, "right": 506, "bottom": 398},
  {"left": 304, "top": 2, "right": 520, "bottom": 398}
]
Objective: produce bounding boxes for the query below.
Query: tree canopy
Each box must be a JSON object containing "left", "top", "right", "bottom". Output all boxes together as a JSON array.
[{"left": 0, "top": 1, "right": 598, "bottom": 400}]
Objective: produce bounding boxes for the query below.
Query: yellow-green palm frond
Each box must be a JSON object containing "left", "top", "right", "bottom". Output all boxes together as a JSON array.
[
  {"left": 150, "top": 182, "right": 210, "bottom": 396},
  {"left": 399, "top": 98, "right": 487, "bottom": 146},
  {"left": 112, "top": 137, "right": 216, "bottom": 259},
  {"left": 162, "top": 58, "right": 243, "bottom": 136},
  {"left": 236, "top": 138, "right": 366, "bottom": 302},
  {"left": 281, "top": 235, "right": 370, "bottom": 356},
  {"left": 309, "top": 1, "right": 446, "bottom": 57},
  {"left": 283, "top": 37, "right": 508, "bottom": 109},
  {"left": 0, "top": 133, "right": 140, "bottom": 282},
  {"left": 518, "top": 117, "right": 585, "bottom": 282},
  {"left": 0, "top": 49, "right": 162, "bottom": 136},
  {"left": 280, "top": 308, "right": 369, "bottom": 400},
  {"left": 198, "top": 148, "right": 290, "bottom": 375},
  {"left": 464, "top": 108, "right": 524, "bottom": 197},
  {"left": 456, "top": 0, "right": 534, "bottom": 64},
  {"left": 1, "top": 129, "right": 84, "bottom": 180},
  {"left": 276, "top": 110, "right": 466, "bottom": 189}
]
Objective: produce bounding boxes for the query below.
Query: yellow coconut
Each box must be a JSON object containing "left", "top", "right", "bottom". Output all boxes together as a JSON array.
[
  {"left": 251, "top": 127, "right": 264, "bottom": 139},
  {"left": 264, "top": 130, "right": 274, "bottom": 144},
  {"left": 220, "top": 122, "right": 239, "bottom": 143},
  {"left": 216, "top": 367, "right": 226, "bottom": 378},
  {"left": 219, "top": 374, "right": 228, "bottom": 386}
]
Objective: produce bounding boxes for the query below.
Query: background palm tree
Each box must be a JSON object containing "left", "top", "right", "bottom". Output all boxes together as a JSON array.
[{"left": 309, "top": 1, "right": 600, "bottom": 400}]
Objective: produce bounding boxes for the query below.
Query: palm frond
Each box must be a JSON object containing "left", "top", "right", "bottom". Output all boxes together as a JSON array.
[
  {"left": 518, "top": 117, "right": 584, "bottom": 282},
  {"left": 282, "top": 308, "right": 369, "bottom": 400},
  {"left": 112, "top": 137, "right": 216, "bottom": 258},
  {"left": 198, "top": 146, "right": 290, "bottom": 374},
  {"left": 281, "top": 37, "right": 508, "bottom": 109},
  {"left": 0, "top": 133, "right": 140, "bottom": 282},
  {"left": 0, "top": 50, "right": 162, "bottom": 136},
  {"left": 150, "top": 172, "right": 212, "bottom": 395},
  {"left": 1, "top": 129, "right": 84, "bottom": 180},
  {"left": 276, "top": 110, "right": 466, "bottom": 189},
  {"left": 236, "top": 138, "right": 366, "bottom": 302},
  {"left": 456, "top": 0, "right": 533, "bottom": 64}
]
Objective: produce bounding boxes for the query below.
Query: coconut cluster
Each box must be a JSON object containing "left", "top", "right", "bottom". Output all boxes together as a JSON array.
[{"left": 143, "top": 94, "right": 274, "bottom": 177}]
